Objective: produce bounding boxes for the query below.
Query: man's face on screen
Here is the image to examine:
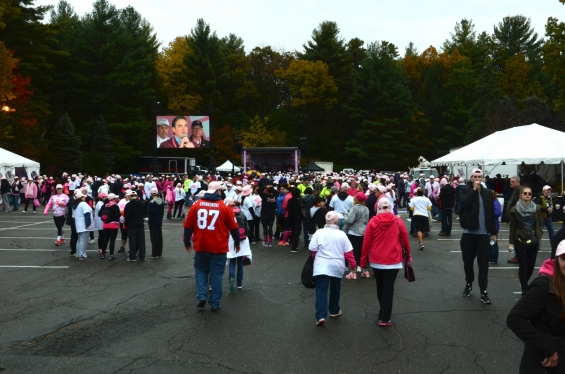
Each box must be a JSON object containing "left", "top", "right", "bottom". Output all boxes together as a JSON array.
[
  {"left": 172, "top": 119, "right": 188, "bottom": 138},
  {"left": 191, "top": 124, "right": 203, "bottom": 140},
  {"left": 157, "top": 125, "right": 169, "bottom": 139}
]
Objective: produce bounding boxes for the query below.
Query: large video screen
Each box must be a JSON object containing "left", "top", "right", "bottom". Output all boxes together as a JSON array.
[{"left": 156, "top": 115, "right": 210, "bottom": 149}]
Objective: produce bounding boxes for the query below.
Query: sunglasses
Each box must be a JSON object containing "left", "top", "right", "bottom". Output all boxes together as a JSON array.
[{"left": 522, "top": 192, "right": 532, "bottom": 196}]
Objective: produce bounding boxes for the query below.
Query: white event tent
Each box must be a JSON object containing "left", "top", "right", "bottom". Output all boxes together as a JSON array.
[
  {"left": 0, "top": 147, "right": 40, "bottom": 181},
  {"left": 430, "top": 123, "right": 565, "bottom": 188},
  {"left": 216, "top": 160, "right": 237, "bottom": 172}
]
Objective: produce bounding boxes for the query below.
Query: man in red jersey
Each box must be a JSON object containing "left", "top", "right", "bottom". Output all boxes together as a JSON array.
[{"left": 184, "top": 181, "right": 240, "bottom": 311}]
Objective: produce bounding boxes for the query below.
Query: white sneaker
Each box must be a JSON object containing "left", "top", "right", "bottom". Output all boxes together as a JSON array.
[
  {"left": 88, "top": 239, "right": 95, "bottom": 244},
  {"left": 407, "top": 218, "right": 411, "bottom": 222},
  {"left": 356, "top": 266, "right": 362, "bottom": 273},
  {"left": 22, "top": 210, "right": 26, "bottom": 214}
]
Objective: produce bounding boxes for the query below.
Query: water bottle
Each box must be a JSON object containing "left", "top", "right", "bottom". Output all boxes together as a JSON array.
[{"left": 490, "top": 239, "right": 495, "bottom": 246}]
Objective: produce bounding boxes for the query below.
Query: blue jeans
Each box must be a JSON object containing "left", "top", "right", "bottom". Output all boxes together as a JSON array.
[
  {"left": 229, "top": 257, "right": 244, "bottom": 286},
  {"left": 315, "top": 275, "right": 341, "bottom": 320},
  {"left": 543, "top": 219, "right": 555, "bottom": 244},
  {"left": 13, "top": 194, "right": 19, "bottom": 210},
  {"left": 338, "top": 218, "right": 345, "bottom": 231},
  {"left": 441, "top": 209, "right": 452, "bottom": 234},
  {"left": 194, "top": 252, "right": 227, "bottom": 308}
]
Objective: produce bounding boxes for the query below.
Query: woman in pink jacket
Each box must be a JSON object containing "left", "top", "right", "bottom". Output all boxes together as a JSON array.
[
  {"left": 23, "top": 178, "right": 39, "bottom": 213},
  {"left": 361, "top": 198, "right": 411, "bottom": 327},
  {"left": 44, "top": 184, "right": 70, "bottom": 245}
]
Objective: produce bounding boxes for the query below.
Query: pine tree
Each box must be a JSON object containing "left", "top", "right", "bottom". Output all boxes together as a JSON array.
[
  {"left": 50, "top": 113, "right": 82, "bottom": 174},
  {"left": 184, "top": 18, "right": 227, "bottom": 114},
  {"left": 493, "top": 15, "right": 543, "bottom": 59},
  {"left": 343, "top": 42, "right": 417, "bottom": 169}
]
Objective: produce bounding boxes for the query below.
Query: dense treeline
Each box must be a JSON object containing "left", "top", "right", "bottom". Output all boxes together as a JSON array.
[{"left": 1, "top": 0, "right": 565, "bottom": 174}]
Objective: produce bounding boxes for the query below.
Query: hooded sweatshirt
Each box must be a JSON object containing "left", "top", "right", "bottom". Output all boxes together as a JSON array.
[
  {"left": 329, "top": 191, "right": 354, "bottom": 214},
  {"left": 100, "top": 201, "right": 121, "bottom": 230},
  {"left": 361, "top": 213, "right": 410, "bottom": 267},
  {"left": 148, "top": 196, "right": 165, "bottom": 227}
]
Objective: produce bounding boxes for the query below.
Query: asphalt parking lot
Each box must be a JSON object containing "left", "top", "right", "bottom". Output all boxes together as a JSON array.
[{"left": 0, "top": 211, "right": 551, "bottom": 373}]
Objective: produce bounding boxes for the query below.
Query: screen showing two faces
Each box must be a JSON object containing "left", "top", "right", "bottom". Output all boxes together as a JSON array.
[{"left": 156, "top": 115, "right": 210, "bottom": 149}]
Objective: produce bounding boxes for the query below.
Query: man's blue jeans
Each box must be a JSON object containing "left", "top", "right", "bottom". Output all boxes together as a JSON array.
[
  {"left": 543, "top": 219, "right": 555, "bottom": 244},
  {"left": 441, "top": 209, "right": 452, "bottom": 234},
  {"left": 13, "top": 194, "right": 19, "bottom": 210},
  {"left": 229, "top": 257, "right": 244, "bottom": 286},
  {"left": 194, "top": 252, "right": 227, "bottom": 308},
  {"left": 315, "top": 275, "right": 341, "bottom": 320}
]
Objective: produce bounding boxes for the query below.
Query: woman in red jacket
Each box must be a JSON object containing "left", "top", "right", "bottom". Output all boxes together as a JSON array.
[{"left": 361, "top": 198, "right": 411, "bottom": 327}]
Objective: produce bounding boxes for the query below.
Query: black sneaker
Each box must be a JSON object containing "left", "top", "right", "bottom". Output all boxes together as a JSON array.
[
  {"left": 108, "top": 255, "right": 116, "bottom": 260},
  {"left": 418, "top": 243, "right": 424, "bottom": 251},
  {"left": 291, "top": 249, "right": 299, "bottom": 253},
  {"left": 462, "top": 283, "right": 472, "bottom": 297},
  {"left": 148, "top": 256, "right": 160, "bottom": 259},
  {"left": 118, "top": 247, "right": 125, "bottom": 253},
  {"left": 211, "top": 306, "right": 221, "bottom": 311},
  {"left": 196, "top": 300, "right": 206, "bottom": 309},
  {"left": 127, "top": 258, "right": 136, "bottom": 262},
  {"left": 481, "top": 291, "right": 492, "bottom": 304},
  {"left": 100, "top": 254, "right": 105, "bottom": 259}
]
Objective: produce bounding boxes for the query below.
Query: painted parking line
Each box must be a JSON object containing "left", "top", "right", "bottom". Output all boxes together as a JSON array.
[
  {"left": 490, "top": 267, "right": 540, "bottom": 270},
  {"left": 436, "top": 238, "right": 549, "bottom": 242},
  {"left": 0, "top": 228, "right": 167, "bottom": 231},
  {"left": 0, "top": 221, "right": 52, "bottom": 231},
  {"left": 450, "top": 250, "right": 551, "bottom": 253},
  {"left": 0, "top": 249, "right": 99, "bottom": 252},
  {"left": 0, "top": 266, "right": 69, "bottom": 269},
  {"left": 0, "top": 220, "right": 51, "bottom": 224}
]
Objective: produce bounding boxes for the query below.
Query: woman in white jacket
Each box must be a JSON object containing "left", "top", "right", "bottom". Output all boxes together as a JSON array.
[{"left": 173, "top": 183, "right": 185, "bottom": 220}]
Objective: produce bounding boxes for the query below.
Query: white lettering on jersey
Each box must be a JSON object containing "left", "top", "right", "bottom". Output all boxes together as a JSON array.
[{"left": 197, "top": 209, "right": 220, "bottom": 230}]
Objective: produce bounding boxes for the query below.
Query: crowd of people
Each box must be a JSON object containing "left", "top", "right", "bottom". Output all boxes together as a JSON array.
[{"left": 2, "top": 167, "right": 565, "bottom": 372}]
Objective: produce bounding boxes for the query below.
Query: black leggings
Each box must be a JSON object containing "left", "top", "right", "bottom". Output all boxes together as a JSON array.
[
  {"left": 347, "top": 234, "right": 364, "bottom": 267},
  {"left": 173, "top": 200, "right": 184, "bottom": 217},
  {"left": 261, "top": 218, "right": 275, "bottom": 237},
  {"left": 24, "top": 198, "right": 36, "bottom": 212},
  {"left": 289, "top": 218, "right": 302, "bottom": 250},
  {"left": 246, "top": 218, "right": 254, "bottom": 241},
  {"left": 102, "top": 229, "right": 118, "bottom": 255},
  {"left": 514, "top": 241, "right": 540, "bottom": 292},
  {"left": 252, "top": 214, "right": 261, "bottom": 240},
  {"left": 374, "top": 268, "right": 399, "bottom": 322},
  {"left": 53, "top": 215, "right": 65, "bottom": 236},
  {"left": 97, "top": 229, "right": 104, "bottom": 249}
]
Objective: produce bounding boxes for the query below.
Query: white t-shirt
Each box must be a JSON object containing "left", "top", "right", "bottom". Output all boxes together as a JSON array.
[
  {"left": 190, "top": 181, "right": 200, "bottom": 195},
  {"left": 329, "top": 194, "right": 354, "bottom": 214},
  {"left": 409, "top": 196, "right": 432, "bottom": 217},
  {"left": 157, "top": 136, "right": 169, "bottom": 147},
  {"left": 73, "top": 201, "right": 94, "bottom": 233},
  {"left": 94, "top": 200, "right": 104, "bottom": 230},
  {"left": 224, "top": 189, "right": 237, "bottom": 200},
  {"left": 309, "top": 227, "right": 353, "bottom": 278},
  {"left": 241, "top": 196, "right": 254, "bottom": 220}
]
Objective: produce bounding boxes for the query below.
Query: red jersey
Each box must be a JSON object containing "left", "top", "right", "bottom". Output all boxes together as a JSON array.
[{"left": 184, "top": 197, "right": 238, "bottom": 253}]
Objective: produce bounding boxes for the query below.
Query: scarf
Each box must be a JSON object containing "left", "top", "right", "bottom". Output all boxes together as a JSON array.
[{"left": 516, "top": 199, "right": 536, "bottom": 218}]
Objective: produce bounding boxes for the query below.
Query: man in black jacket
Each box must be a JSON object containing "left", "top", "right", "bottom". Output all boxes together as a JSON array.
[
  {"left": 459, "top": 168, "right": 497, "bottom": 304},
  {"left": 438, "top": 179, "right": 455, "bottom": 236},
  {"left": 124, "top": 191, "right": 146, "bottom": 262}
]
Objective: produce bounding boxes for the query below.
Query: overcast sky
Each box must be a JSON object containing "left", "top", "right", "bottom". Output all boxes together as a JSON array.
[{"left": 34, "top": 0, "right": 564, "bottom": 55}]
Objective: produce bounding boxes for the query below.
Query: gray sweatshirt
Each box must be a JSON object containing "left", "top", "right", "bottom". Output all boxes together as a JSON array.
[{"left": 342, "top": 204, "right": 369, "bottom": 236}]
